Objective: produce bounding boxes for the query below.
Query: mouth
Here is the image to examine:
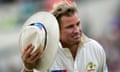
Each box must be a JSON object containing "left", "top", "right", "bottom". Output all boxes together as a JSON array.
[{"left": 73, "top": 35, "right": 81, "bottom": 39}]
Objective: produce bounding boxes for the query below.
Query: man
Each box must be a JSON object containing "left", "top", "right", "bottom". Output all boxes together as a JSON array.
[{"left": 22, "top": 2, "right": 108, "bottom": 72}]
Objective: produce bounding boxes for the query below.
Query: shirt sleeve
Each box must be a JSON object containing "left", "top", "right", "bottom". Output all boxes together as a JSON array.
[
  {"left": 91, "top": 40, "right": 108, "bottom": 72},
  {"left": 100, "top": 45, "right": 108, "bottom": 72},
  {"left": 103, "top": 64, "right": 108, "bottom": 72},
  {"left": 96, "top": 41, "right": 108, "bottom": 72}
]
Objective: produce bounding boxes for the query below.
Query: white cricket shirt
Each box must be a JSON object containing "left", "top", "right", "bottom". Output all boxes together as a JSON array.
[{"left": 34, "top": 39, "right": 108, "bottom": 72}]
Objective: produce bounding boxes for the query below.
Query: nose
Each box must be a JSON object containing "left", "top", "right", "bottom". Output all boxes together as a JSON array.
[{"left": 73, "top": 26, "right": 81, "bottom": 34}]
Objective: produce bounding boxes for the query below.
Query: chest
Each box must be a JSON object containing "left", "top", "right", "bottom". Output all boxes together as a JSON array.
[{"left": 49, "top": 47, "right": 101, "bottom": 72}]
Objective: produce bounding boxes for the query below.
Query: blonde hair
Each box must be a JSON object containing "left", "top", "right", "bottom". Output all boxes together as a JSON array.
[{"left": 50, "top": 2, "right": 78, "bottom": 25}]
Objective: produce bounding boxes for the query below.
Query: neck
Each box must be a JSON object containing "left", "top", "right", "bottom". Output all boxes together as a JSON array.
[
  {"left": 69, "top": 45, "right": 79, "bottom": 59},
  {"left": 61, "top": 42, "right": 79, "bottom": 59}
]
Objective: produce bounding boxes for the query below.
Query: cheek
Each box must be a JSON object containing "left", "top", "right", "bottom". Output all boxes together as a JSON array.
[
  {"left": 63, "top": 30, "right": 72, "bottom": 36},
  {"left": 60, "top": 31, "right": 66, "bottom": 38},
  {"left": 60, "top": 30, "right": 71, "bottom": 38}
]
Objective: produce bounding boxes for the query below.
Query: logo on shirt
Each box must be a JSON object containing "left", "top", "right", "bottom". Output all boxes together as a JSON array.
[
  {"left": 86, "top": 62, "right": 96, "bottom": 72},
  {"left": 51, "top": 69, "right": 67, "bottom": 72}
]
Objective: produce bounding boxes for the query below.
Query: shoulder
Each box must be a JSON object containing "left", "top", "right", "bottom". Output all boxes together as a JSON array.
[
  {"left": 85, "top": 39, "right": 103, "bottom": 49},
  {"left": 83, "top": 38, "right": 105, "bottom": 56}
]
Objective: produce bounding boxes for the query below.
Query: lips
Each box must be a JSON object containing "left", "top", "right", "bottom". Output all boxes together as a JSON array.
[{"left": 73, "top": 35, "right": 81, "bottom": 39}]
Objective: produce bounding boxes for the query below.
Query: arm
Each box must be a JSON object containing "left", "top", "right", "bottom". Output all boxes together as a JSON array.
[
  {"left": 101, "top": 49, "right": 108, "bottom": 72},
  {"left": 21, "top": 44, "right": 42, "bottom": 72},
  {"left": 97, "top": 43, "right": 108, "bottom": 72},
  {"left": 92, "top": 40, "right": 108, "bottom": 72}
]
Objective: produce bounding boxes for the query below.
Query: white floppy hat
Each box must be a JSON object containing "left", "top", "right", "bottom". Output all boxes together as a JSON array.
[{"left": 19, "top": 12, "right": 59, "bottom": 71}]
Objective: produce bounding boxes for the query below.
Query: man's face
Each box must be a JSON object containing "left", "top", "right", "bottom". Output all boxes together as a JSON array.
[{"left": 60, "top": 13, "right": 82, "bottom": 46}]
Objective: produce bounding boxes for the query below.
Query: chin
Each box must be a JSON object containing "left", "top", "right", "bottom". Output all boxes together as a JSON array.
[{"left": 74, "top": 40, "right": 80, "bottom": 44}]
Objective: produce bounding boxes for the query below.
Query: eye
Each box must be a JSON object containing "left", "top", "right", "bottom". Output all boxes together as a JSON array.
[
  {"left": 76, "top": 21, "right": 80, "bottom": 26},
  {"left": 66, "top": 24, "right": 74, "bottom": 29}
]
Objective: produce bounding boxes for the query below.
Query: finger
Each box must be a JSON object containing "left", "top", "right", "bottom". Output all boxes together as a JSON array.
[
  {"left": 23, "top": 44, "right": 32, "bottom": 55},
  {"left": 26, "top": 50, "right": 41, "bottom": 64},
  {"left": 32, "top": 54, "right": 41, "bottom": 63},
  {"left": 29, "top": 50, "right": 41, "bottom": 63},
  {"left": 22, "top": 45, "right": 34, "bottom": 59},
  {"left": 25, "top": 44, "right": 33, "bottom": 51},
  {"left": 30, "top": 50, "right": 42, "bottom": 60}
]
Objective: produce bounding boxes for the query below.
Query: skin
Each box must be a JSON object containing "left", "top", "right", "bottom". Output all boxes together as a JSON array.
[
  {"left": 60, "top": 13, "right": 82, "bottom": 58},
  {"left": 22, "top": 12, "right": 82, "bottom": 71},
  {"left": 22, "top": 44, "right": 41, "bottom": 72}
]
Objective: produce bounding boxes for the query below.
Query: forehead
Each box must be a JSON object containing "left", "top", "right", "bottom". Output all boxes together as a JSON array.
[{"left": 61, "top": 13, "right": 80, "bottom": 24}]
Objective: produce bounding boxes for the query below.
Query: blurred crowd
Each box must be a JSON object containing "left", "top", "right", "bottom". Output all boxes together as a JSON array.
[{"left": 0, "top": 0, "right": 119, "bottom": 72}]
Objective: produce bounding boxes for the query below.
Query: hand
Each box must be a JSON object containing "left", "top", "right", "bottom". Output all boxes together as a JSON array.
[{"left": 22, "top": 44, "right": 42, "bottom": 70}]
